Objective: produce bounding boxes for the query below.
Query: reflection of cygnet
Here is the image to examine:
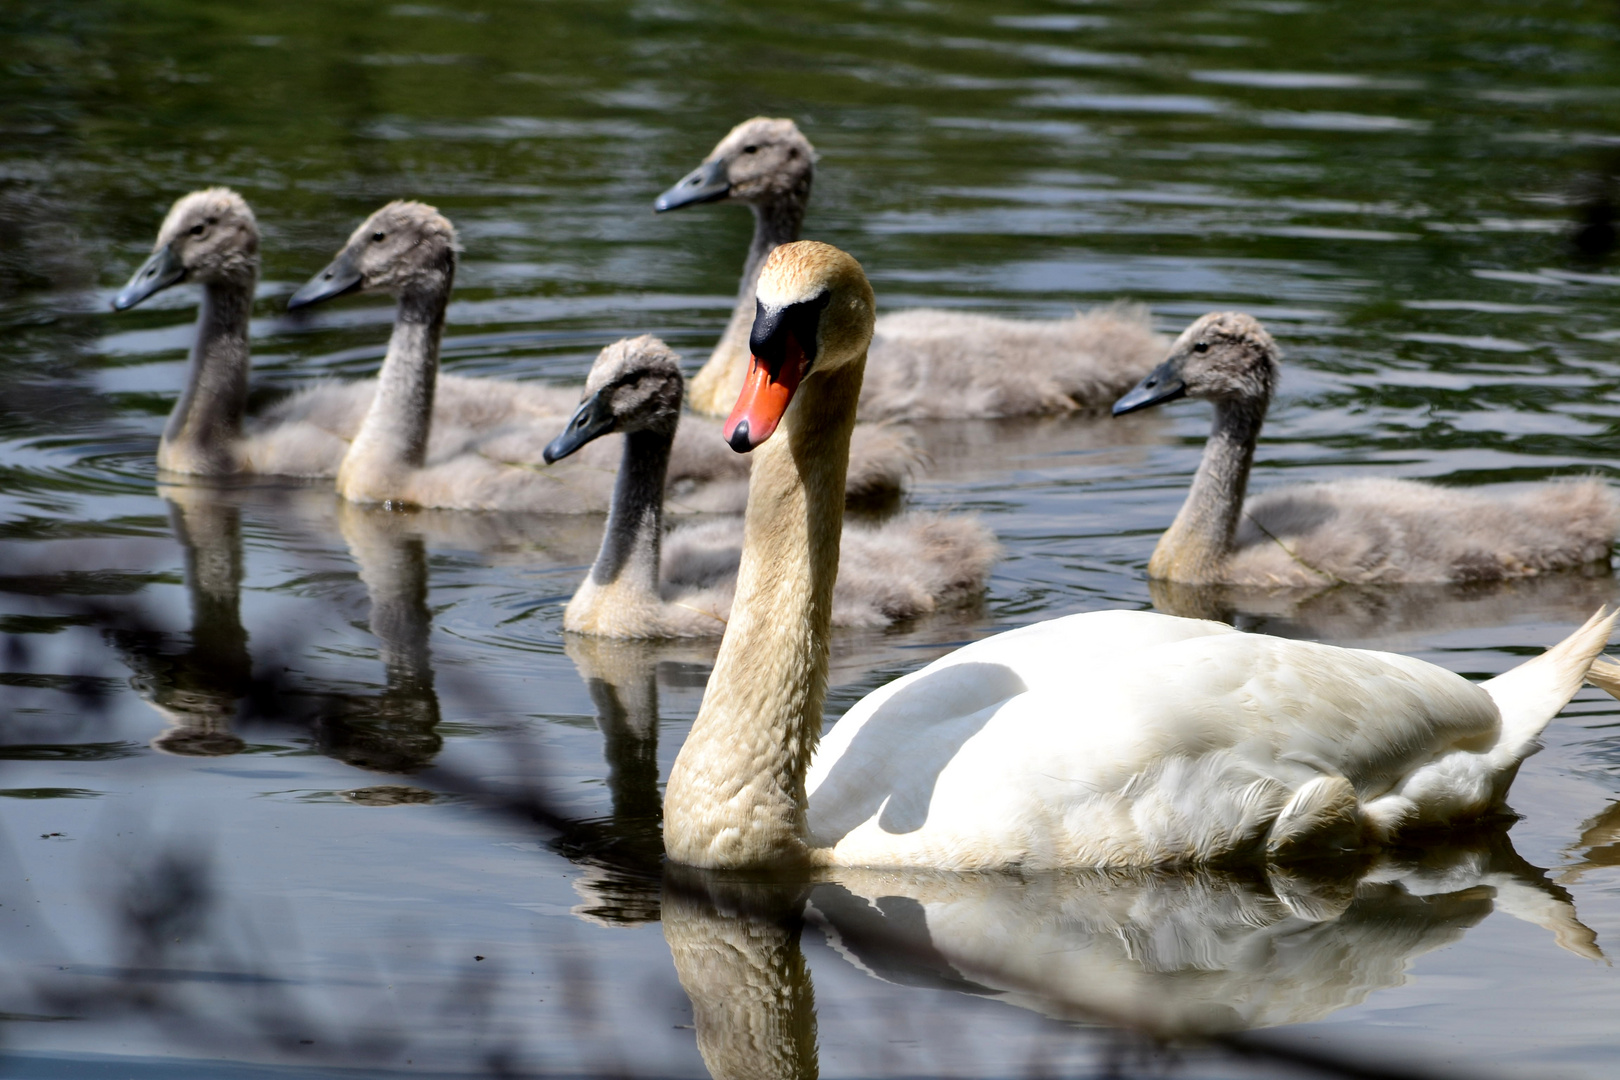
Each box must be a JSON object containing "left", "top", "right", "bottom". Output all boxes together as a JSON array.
[
  {"left": 656, "top": 117, "right": 1167, "bottom": 419},
  {"left": 131, "top": 487, "right": 251, "bottom": 757},
  {"left": 561, "top": 635, "right": 691, "bottom": 927},
  {"left": 1114, "top": 312, "right": 1619, "bottom": 585}
]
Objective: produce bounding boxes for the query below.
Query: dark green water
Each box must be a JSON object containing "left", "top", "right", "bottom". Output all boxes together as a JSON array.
[{"left": 5, "top": 0, "right": 1620, "bottom": 1076}]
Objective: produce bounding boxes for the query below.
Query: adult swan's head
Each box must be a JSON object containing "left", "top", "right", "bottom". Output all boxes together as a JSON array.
[{"left": 719, "top": 240, "right": 875, "bottom": 453}]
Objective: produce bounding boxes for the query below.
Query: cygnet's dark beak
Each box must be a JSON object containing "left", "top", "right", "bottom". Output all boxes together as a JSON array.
[
  {"left": 112, "top": 243, "right": 186, "bottom": 311},
  {"left": 287, "top": 249, "right": 363, "bottom": 311},
  {"left": 543, "top": 390, "right": 618, "bottom": 464},
  {"left": 654, "top": 157, "right": 730, "bottom": 212},
  {"left": 1113, "top": 356, "right": 1188, "bottom": 416}
]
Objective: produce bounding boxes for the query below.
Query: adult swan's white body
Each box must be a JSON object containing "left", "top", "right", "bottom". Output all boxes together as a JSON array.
[{"left": 661, "top": 240, "right": 1620, "bottom": 872}]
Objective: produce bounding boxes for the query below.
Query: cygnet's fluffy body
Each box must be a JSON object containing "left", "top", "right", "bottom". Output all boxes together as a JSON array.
[
  {"left": 1113, "top": 312, "right": 1620, "bottom": 586},
  {"left": 288, "top": 203, "right": 915, "bottom": 513},
  {"left": 112, "top": 189, "right": 590, "bottom": 479},
  {"left": 110, "top": 190, "right": 602, "bottom": 482},
  {"left": 655, "top": 117, "right": 1166, "bottom": 419},
  {"left": 629, "top": 512, "right": 997, "bottom": 636},
  {"left": 545, "top": 336, "right": 998, "bottom": 638},
  {"left": 864, "top": 304, "right": 1166, "bottom": 421}
]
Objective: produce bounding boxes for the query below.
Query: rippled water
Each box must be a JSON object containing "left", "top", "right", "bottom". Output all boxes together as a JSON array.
[{"left": 5, "top": 0, "right": 1620, "bottom": 1076}]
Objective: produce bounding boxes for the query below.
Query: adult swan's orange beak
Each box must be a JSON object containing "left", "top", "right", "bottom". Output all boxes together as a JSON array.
[{"left": 723, "top": 293, "right": 831, "bottom": 453}]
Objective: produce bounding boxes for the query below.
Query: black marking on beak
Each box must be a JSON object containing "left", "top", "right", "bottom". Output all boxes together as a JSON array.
[
  {"left": 654, "top": 157, "right": 730, "bottom": 212},
  {"left": 113, "top": 244, "right": 186, "bottom": 311},
  {"left": 287, "top": 249, "right": 363, "bottom": 311},
  {"left": 749, "top": 291, "right": 831, "bottom": 379},
  {"left": 1113, "top": 356, "right": 1189, "bottom": 417},
  {"left": 543, "top": 389, "right": 618, "bottom": 464}
]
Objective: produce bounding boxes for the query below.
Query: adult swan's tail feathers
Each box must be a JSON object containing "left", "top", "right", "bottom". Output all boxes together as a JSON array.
[
  {"left": 1584, "top": 654, "right": 1620, "bottom": 704},
  {"left": 1481, "top": 606, "right": 1619, "bottom": 767}
]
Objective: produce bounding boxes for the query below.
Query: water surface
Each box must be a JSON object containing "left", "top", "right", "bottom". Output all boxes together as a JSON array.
[{"left": 4, "top": 0, "right": 1620, "bottom": 1076}]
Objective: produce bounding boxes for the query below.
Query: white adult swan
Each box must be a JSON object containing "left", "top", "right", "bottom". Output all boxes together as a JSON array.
[
  {"left": 288, "top": 201, "right": 914, "bottom": 511},
  {"left": 542, "top": 335, "right": 997, "bottom": 637},
  {"left": 1112, "top": 312, "right": 1619, "bottom": 585},
  {"left": 660, "top": 240, "right": 1620, "bottom": 871},
  {"left": 655, "top": 117, "right": 1167, "bottom": 419}
]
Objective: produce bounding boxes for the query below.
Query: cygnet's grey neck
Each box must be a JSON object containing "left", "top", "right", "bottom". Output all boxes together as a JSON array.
[
  {"left": 739, "top": 197, "right": 806, "bottom": 312},
  {"left": 344, "top": 283, "right": 449, "bottom": 483},
  {"left": 1150, "top": 394, "right": 1267, "bottom": 582},
  {"left": 699, "top": 195, "right": 806, "bottom": 404},
  {"left": 589, "top": 428, "right": 675, "bottom": 600},
  {"left": 159, "top": 277, "right": 254, "bottom": 474}
]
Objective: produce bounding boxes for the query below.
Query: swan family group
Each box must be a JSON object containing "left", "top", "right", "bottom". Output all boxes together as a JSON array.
[{"left": 117, "top": 117, "right": 1620, "bottom": 871}]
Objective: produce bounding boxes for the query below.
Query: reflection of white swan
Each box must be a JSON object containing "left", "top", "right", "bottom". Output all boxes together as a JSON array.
[
  {"left": 661, "top": 241, "right": 1620, "bottom": 872},
  {"left": 804, "top": 841, "right": 1599, "bottom": 1037},
  {"left": 1559, "top": 799, "right": 1620, "bottom": 885},
  {"left": 1113, "top": 312, "right": 1619, "bottom": 585},
  {"left": 656, "top": 117, "right": 1165, "bottom": 419},
  {"left": 662, "top": 838, "right": 1594, "bottom": 1079}
]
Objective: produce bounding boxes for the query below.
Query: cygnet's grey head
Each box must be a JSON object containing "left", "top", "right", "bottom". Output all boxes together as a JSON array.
[
  {"left": 654, "top": 117, "right": 815, "bottom": 213},
  {"left": 287, "top": 200, "right": 457, "bottom": 310},
  {"left": 113, "top": 187, "right": 258, "bottom": 311},
  {"left": 543, "top": 336, "right": 685, "bottom": 464},
  {"left": 1113, "top": 312, "right": 1280, "bottom": 416}
]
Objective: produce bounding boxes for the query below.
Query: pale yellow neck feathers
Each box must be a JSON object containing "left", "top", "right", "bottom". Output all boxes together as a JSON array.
[{"left": 661, "top": 362, "right": 862, "bottom": 869}]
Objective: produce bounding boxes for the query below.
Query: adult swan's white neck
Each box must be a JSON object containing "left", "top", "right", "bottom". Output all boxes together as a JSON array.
[{"left": 662, "top": 242, "right": 870, "bottom": 869}]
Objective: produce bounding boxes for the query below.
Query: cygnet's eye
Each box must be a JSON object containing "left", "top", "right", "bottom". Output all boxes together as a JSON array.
[
  {"left": 742, "top": 144, "right": 758, "bottom": 154},
  {"left": 188, "top": 224, "right": 205, "bottom": 237},
  {"left": 1193, "top": 341, "right": 1210, "bottom": 354},
  {"left": 371, "top": 231, "right": 386, "bottom": 243}
]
